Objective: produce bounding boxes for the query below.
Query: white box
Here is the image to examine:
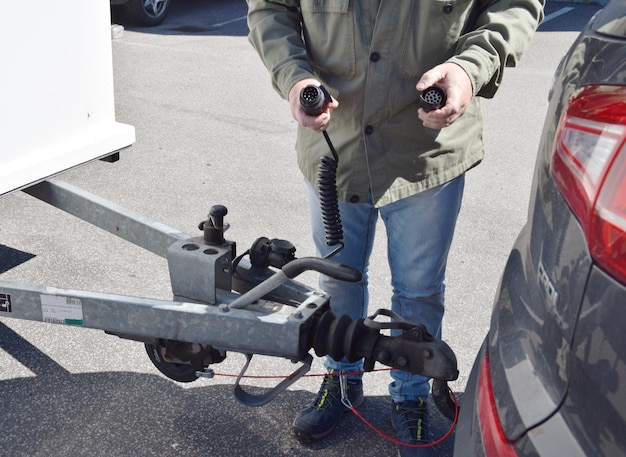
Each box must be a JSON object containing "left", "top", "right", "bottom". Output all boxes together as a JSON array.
[{"left": 0, "top": 0, "right": 135, "bottom": 196}]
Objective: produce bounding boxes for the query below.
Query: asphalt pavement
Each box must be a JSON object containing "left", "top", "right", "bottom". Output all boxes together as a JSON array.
[{"left": 0, "top": 1, "right": 603, "bottom": 456}]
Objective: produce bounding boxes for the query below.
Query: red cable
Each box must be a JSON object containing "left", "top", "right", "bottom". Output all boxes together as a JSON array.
[
  {"left": 210, "top": 367, "right": 393, "bottom": 380},
  {"left": 209, "top": 367, "right": 459, "bottom": 449},
  {"left": 347, "top": 388, "right": 459, "bottom": 449}
]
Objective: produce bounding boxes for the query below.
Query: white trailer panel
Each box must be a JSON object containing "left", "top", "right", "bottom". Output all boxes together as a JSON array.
[{"left": 0, "top": 0, "right": 135, "bottom": 196}]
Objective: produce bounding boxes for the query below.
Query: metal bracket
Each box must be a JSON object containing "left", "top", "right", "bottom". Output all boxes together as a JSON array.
[
  {"left": 167, "top": 238, "right": 233, "bottom": 305},
  {"left": 233, "top": 353, "right": 313, "bottom": 407}
]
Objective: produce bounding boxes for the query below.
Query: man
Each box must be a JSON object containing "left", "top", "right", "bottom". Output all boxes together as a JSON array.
[{"left": 246, "top": 1, "right": 543, "bottom": 455}]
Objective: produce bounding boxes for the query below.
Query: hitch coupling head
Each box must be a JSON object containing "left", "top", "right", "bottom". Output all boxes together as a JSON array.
[{"left": 310, "top": 308, "right": 459, "bottom": 382}]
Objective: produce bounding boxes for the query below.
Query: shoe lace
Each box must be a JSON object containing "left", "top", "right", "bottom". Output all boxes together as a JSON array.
[
  {"left": 313, "top": 374, "right": 342, "bottom": 412},
  {"left": 396, "top": 400, "right": 428, "bottom": 443}
]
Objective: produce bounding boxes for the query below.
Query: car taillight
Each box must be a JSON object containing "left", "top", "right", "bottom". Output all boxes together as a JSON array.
[
  {"left": 477, "top": 353, "right": 519, "bottom": 457},
  {"left": 551, "top": 85, "right": 626, "bottom": 284}
]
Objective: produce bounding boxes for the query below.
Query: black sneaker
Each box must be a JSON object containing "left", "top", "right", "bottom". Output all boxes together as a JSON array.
[
  {"left": 391, "top": 398, "right": 435, "bottom": 457},
  {"left": 292, "top": 370, "right": 364, "bottom": 443}
]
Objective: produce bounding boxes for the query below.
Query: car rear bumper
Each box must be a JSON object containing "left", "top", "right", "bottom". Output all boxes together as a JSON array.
[{"left": 453, "top": 340, "right": 487, "bottom": 456}]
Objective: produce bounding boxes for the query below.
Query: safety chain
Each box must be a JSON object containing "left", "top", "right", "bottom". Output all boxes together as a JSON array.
[{"left": 207, "top": 367, "right": 459, "bottom": 449}]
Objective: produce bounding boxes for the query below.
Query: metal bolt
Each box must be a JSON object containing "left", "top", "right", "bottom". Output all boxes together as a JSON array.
[
  {"left": 397, "top": 356, "right": 408, "bottom": 367},
  {"left": 423, "top": 349, "right": 433, "bottom": 359},
  {"left": 293, "top": 311, "right": 304, "bottom": 319},
  {"left": 219, "top": 304, "right": 230, "bottom": 313}
]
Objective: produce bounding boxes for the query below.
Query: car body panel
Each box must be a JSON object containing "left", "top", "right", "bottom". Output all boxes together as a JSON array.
[
  {"left": 489, "top": 183, "right": 592, "bottom": 440},
  {"left": 567, "top": 267, "right": 626, "bottom": 455}
]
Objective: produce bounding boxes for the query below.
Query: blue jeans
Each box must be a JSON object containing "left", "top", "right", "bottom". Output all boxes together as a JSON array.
[{"left": 305, "top": 175, "right": 464, "bottom": 402}]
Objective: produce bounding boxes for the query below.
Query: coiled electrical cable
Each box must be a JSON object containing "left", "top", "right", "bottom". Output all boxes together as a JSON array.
[
  {"left": 300, "top": 84, "right": 345, "bottom": 259},
  {"left": 317, "top": 134, "right": 344, "bottom": 258}
]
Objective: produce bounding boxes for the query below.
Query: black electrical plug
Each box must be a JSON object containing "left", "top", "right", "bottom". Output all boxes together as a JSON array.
[
  {"left": 300, "top": 85, "right": 332, "bottom": 116},
  {"left": 420, "top": 86, "right": 447, "bottom": 112}
]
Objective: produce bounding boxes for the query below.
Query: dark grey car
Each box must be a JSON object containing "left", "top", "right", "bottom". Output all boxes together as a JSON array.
[
  {"left": 453, "top": 2, "right": 626, "bottom": 456},
  {"left": 111, "top": 0, "right": 172, "bottom": 26}
]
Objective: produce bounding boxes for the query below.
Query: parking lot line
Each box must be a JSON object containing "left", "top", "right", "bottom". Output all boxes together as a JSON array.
[{"left": 543, "top": 6, "right": 575, "bottom": 23}]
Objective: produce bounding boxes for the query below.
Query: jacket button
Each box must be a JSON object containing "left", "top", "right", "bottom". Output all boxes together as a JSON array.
[
  {"left": 365, "top": 125, "right": 374, "bottom": 135},
  {"left": 443, "top": 2, "right": 453, "bottom": 13},
  {"left": 370, "top": 52, "right": 380, "bottom": 62},
  {"left": 350, "top": 195, "right": 360, "bottom": 203}
]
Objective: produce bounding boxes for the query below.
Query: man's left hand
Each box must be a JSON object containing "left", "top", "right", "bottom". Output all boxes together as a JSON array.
[{"left": 416, "top": 63, "right": 473, "bottom": 130}]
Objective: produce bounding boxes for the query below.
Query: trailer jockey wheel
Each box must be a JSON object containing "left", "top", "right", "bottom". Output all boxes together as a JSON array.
[{"left": 145, "top": 341, "right": 200, "bottom": 383}]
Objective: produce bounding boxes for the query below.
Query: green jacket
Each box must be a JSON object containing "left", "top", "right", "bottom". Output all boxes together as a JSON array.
[{"left": 247, "top": 0, "right": 544, "bottom": 206}]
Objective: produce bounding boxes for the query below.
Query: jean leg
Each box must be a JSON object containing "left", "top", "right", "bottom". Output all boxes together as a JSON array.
[
  {"left": 306, "top": 181, "right": 378, "bottom": 377},
  {"left": 381, "top": 175, "right": 465, "bottom": 401}
]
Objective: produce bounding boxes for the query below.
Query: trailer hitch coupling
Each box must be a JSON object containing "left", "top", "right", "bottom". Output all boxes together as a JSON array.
[{"left": 311, "top": 308, "right": 459, "bottom": 382}]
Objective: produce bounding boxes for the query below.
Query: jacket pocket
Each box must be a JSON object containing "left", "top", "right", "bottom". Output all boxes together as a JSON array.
[
  {"left": 301, "top": 0, "right": 355, "bottom": 79},
  {"left": 401, "top": 0, "right": 473, "bottom": 79}
]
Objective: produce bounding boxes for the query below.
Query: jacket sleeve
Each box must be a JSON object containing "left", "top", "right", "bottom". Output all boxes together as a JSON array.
[
  {"left": 448, "top": 0, "right": 545, "bottom": 98},
  {"left": 246, "top": 0, "right": 314, "bottom": 99}
]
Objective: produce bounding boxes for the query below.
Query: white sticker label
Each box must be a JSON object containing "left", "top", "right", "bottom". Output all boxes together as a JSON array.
[{"left": 41, "top": 294, "right": 84, "bottom": 326}]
